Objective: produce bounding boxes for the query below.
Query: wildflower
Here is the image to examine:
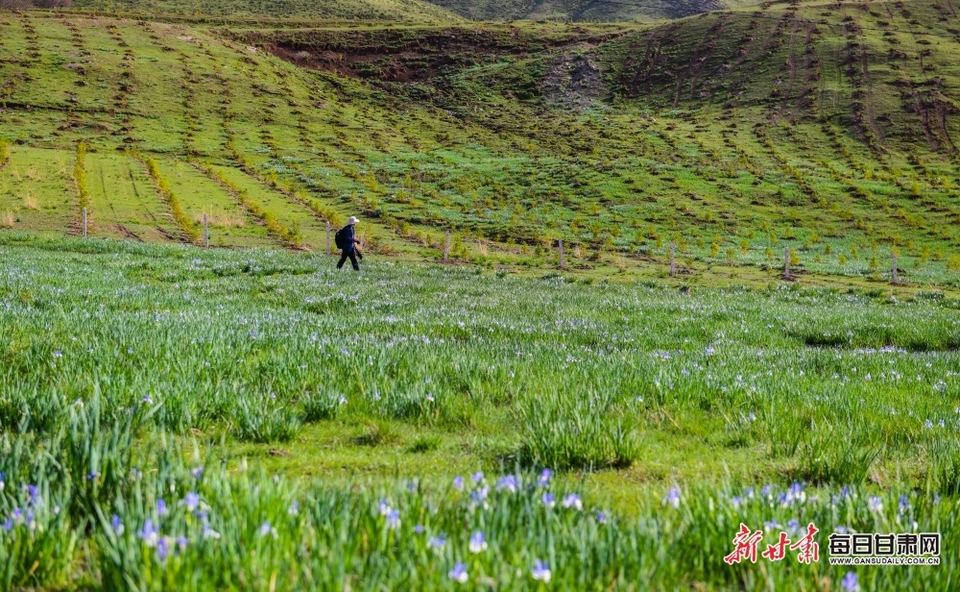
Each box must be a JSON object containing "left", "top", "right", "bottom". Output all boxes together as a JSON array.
[
  {"left": 156, "top": 499, "right": 168, "bottom": 516},
  {"left": 787, "top": 519, "right": 800, "bottom": 533},
  {"left": 537, "top": 468, "right": 552, "bottom": 487},
  {"left": 288, "top": 501, "right": 299, "bottom": 516},
  {"left": 925, "top": 419, "right": 933, "bottom": 429},
  {"left": 202, "top": 524, "right": 221, "bottom": 540},
  {"left": 0, "top": 472, "right": 4, "bottom": 492},
  {"left": 338, "top": 396, "right": 347, "bottom": 406},
  {"left": 939, "top": 419, "right": 946, "bottom": 428},
  {"left": 426, "top": 393, "right": 435, "bottom": 403},
  {"left": 448, "top": 562, "right": 468, "bottom": 584},
  {"left": 23, "top": 509, "right": 35, "bottom": 531},
  {"left": 142, "top": 395, "right": 152, "bottom": 404},
  {"left": 379, "top": 499, "right": 392, "bottom": 516},
  {"left": 868, "top": 496, "right": 883, "bottom": 512},
  {"left": 542, "top": 493, "right": 556, "bottom": 508},
  {"left": 452, "top": 476, "right": 464, "bottom": 491},
  {"left": 898, "top": 495, "right": 910, "bottom": 512},
  {"left": 764, "top": 519, "right": 778, "bottom": 530},
  {"left": 841, "top": 571, "right": 860, "bottom": 592},
  {"left": 705, "top": 346, "right": 715, "bottom": 355},
  {"left": 761, "top": 485, "right": 772, "bottom": 497},
  {"left": 386, "top": 509, "right": 401, "bottom": 530},
  {"left": 472, "top": 471, "right": 484, "bottom": 483},
  {"left": 183, "top": 492, "right": 200, "bottom": 512},
  {"left": 2, "top": 517, "right": 11, "bottom": 531},
  {"left": 191, "top": 466, "right": 204, "bottom": 480},
  {"left": 471, "top": 485, "right": 490, "bottom": 504},
  {"left": 496, "top": 475, "right": 518, "bottom": 493},
  {"left": 111, "top": 514, "right": 124, "bottom": 535},
  {"left": 138, "top": 520, "right": 159, "bottom": 547},
  {"left": 53, "top": 350, "right": 63, "bottom": 358},
  {"left": 663, "top": 487, "right": 681, "bottom": 509},
  {"left": 784, "top": 482, "right": 806, "bottom": 505},
  {"left": 748, "top": 412, "right": 756, "bottom": 422},
  {"left": 25, "top": 484, "right": 39, "bottom": 504},
  {"left": 729, "top": 496, "right": 743, "bottom": 509},
  {"left": 428, "top": 533, "right": 447, "bottom": 550},
  {"left": 259, "top": 521, "right": 275, "bottom": 537},
  {"left": 595, "top": 510, "right": 607, "bottom": 524},
  {"left": 156, "top": 537, "right": 170, "bottom": 563},
  {"left": 177, "top": 536, "right": 188, "bottom": 552},
  {"left": 414, "top": 524, "right": 424, "bottom": 534},
  {"left": 835, "top": 526, "right": 849, "bottom": 534},
  {"left": 531, "top": 559, "right": 552, "bottom": 583},
  {"left": 468, "top": 531, "right": 487, "bottom": 553},
  {"left": 562, "top": 493, "right": 583, "bottom": 510}
]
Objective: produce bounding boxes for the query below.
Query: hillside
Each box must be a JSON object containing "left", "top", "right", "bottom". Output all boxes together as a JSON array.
[
  {"left": 69, "top": 0, "right": 462, "bottom": 22},
  {"left": 423, "top": 0, "right": 751, "bottom": 22},
  {"left": 0, "top": 1, "right": 958, "bottom": 289}
]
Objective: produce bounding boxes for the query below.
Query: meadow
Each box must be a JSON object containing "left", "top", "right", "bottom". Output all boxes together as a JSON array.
[
  {"left": 0, "top": 4, "right": 958, "bottom": 289},
  {"left": 1, "top": 233, "right": 959, "bottom": 589},
  {"left": 1, "top": 0, "right": 960, "bottom": 589}
]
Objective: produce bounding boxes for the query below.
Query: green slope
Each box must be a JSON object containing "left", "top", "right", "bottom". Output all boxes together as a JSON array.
[
  {"left": 424, "top": 0, "right": 730, "bottom": 22},
  {"left": 69, "top": 0, "right": 462, "bottom": 22},
  {"left": 0, "top": 2, "right": 958, "bottom": 288}
]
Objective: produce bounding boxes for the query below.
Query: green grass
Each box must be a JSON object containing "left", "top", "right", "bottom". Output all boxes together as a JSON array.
[
  {"left": 1, "top": 235, "right": 960, "bottom": 589},
  {"left": 0, "top": 147, "right": 75, "bottom": 235},
  {"left": 69, "top": 0, "right": 462, "bottom": 22},
  {"left": 1, "top": 7, "right": 958, "bottom": 287},
  {"left": 425, "top": 0, "right": 752, "bottom": 22},
  {"left": 0, "top": 4, "right": 959, "bottom": 586}
]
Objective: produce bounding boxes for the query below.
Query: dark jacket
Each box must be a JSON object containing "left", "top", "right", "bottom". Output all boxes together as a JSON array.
[{"left": 342, "top": 224, "right": 356, "bottom": 250}]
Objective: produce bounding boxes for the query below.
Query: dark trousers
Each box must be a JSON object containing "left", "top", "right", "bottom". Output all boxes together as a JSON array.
[{"left": 337, "top": 249, "right": 359, "bottom": 270}]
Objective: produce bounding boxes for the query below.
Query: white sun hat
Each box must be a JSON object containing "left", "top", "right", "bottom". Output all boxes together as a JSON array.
[{"left": 348, "top": 216, "right": 359, "bottom": 225}]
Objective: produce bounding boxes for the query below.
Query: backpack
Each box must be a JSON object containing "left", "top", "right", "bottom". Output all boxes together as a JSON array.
[{"left": 334, "top": 226, "right": 347, "bottom": 249}]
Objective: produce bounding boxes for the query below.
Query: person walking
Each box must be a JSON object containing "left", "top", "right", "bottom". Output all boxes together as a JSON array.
[{"left": 335, "top": 216, "right": 362, "bottom": 271}]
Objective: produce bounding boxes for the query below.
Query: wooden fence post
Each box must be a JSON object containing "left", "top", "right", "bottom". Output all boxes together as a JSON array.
[
  {"left": 669, "top": 243, "right": 676, "bottom": 277},
  {"left": 82, "top": 207, "right": 87, "bottom": 238},
  {"left": 443, "top": 230, "right": 450, "bottom": 262},
  {"left": 203, "top": 213, "right": 209, "bottom": 248},
  {"left": 558, "top": 239, "right": 565, "bottom": 269}
]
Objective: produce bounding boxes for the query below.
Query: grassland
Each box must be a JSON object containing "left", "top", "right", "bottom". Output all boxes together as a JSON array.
[
  {"left": 1, "top": 234, "right": 959, "bottom": 589},
  {"left": 0, "top": 3, "right": 957, "bottom": 291},
  {"left": 425, "top": 0, "right": 740, "bottom": 22},
  {"left": 1, "top": 1, "right": 959, "bottom": 588},
  {"left": 70, "top": 0, "right": 462, "bottom": 23}
]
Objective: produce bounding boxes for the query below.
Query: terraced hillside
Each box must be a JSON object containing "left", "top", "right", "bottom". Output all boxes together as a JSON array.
[
  {"left": 0, "top": 1, "right": 958, "bottom": 289},
  {"left": 425, "top": 0, "right": 732, "bottom": 22},
  {"left": 70, "top": 0, "right": 462, "bottom": 22}
]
